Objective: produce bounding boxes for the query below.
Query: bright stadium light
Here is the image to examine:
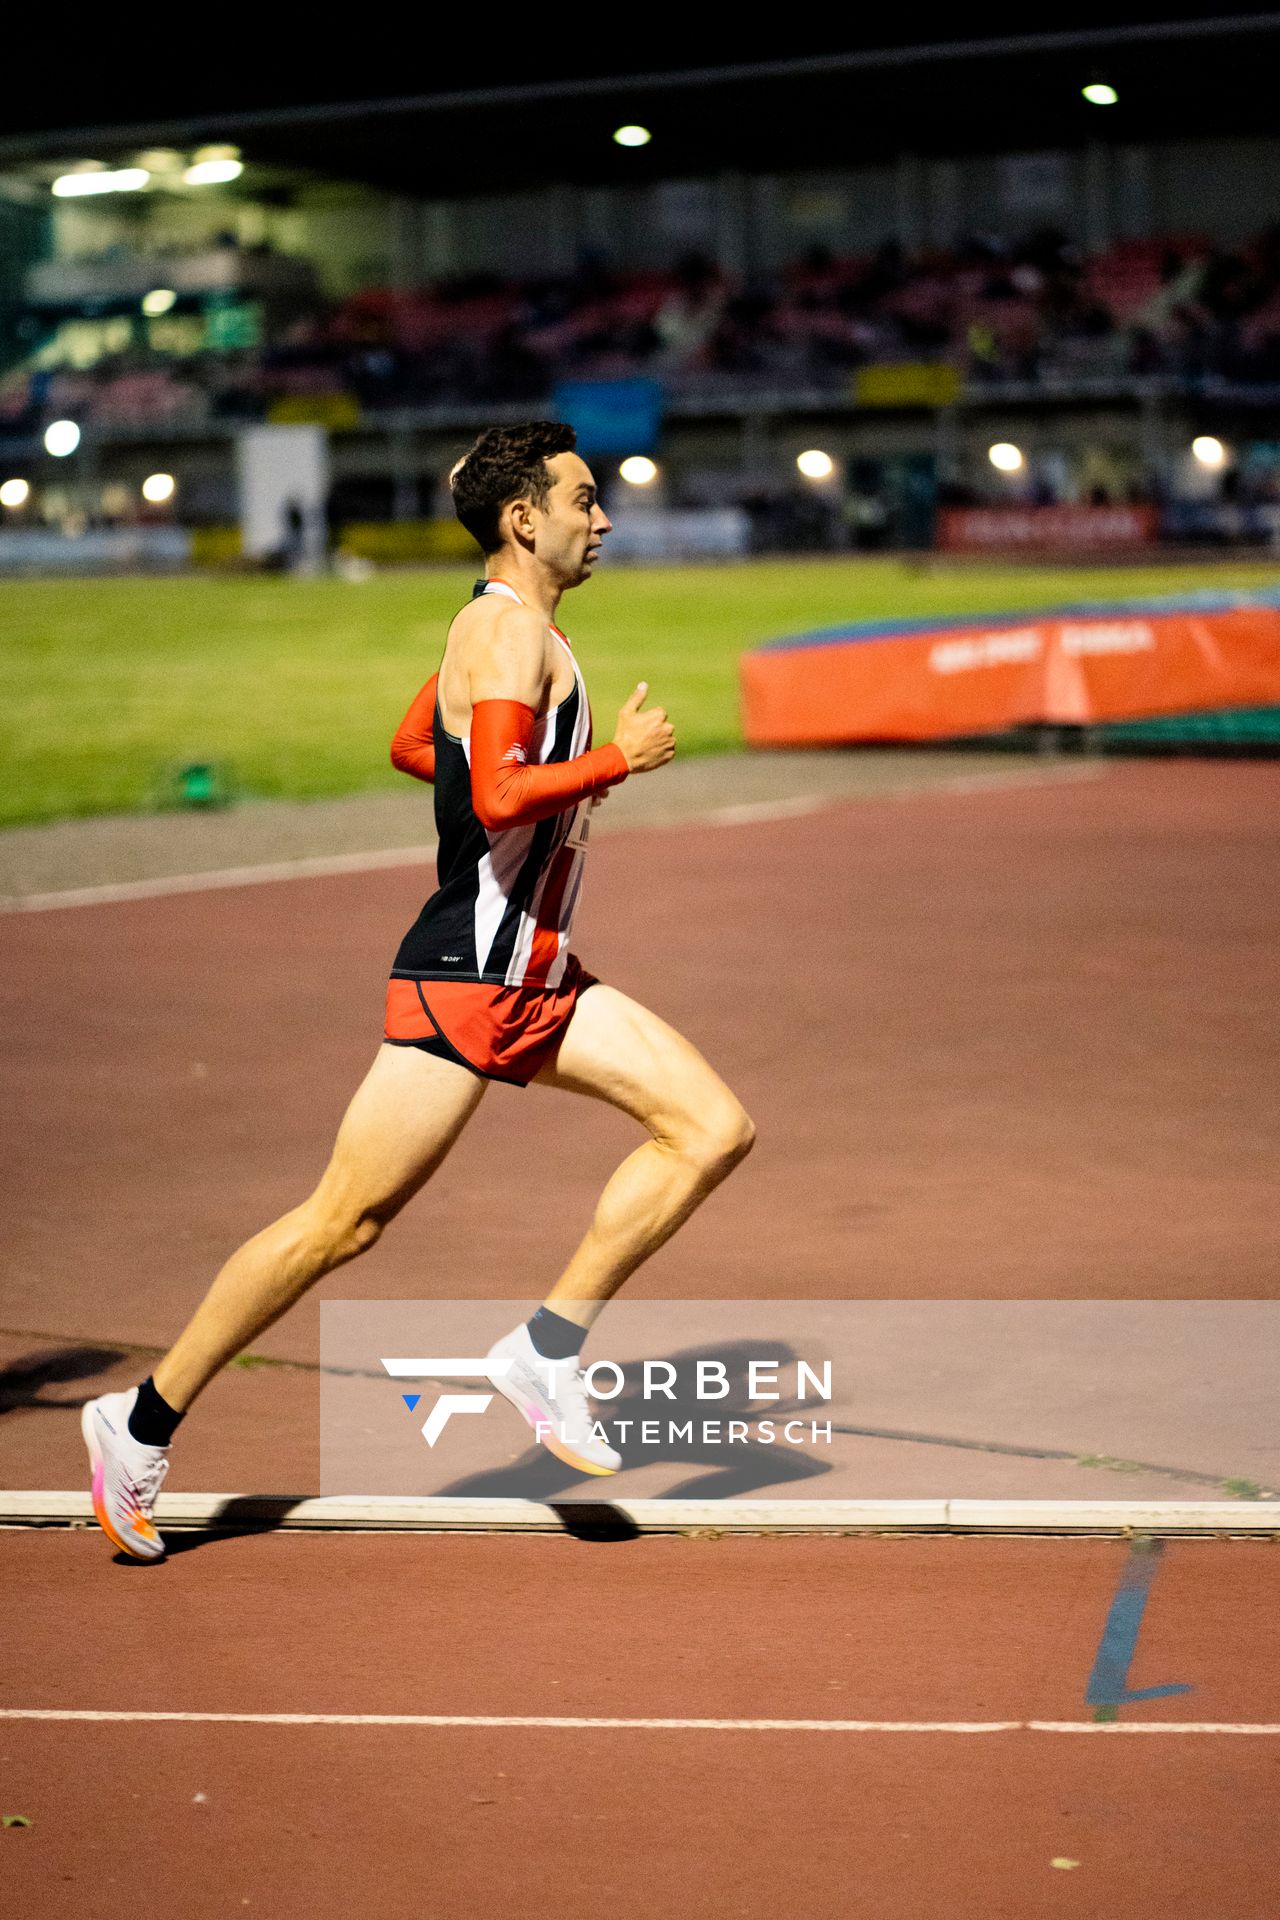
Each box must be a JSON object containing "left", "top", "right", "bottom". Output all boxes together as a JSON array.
[
  {"left": 796, "top": 449, "right": 835, "bottom": 481},
  {"left": 1192, "top": 435, "right": 1227, "bottom": 468},
  {"left": 0, "top": 478, "right": 31, "bottom": 509},
  {"left": 184, "top": 159, "right": 244, "bottom": 186},
  {"left": 142, "top": 288, "right": 177, "bottom": 316},
  {"left": 142, "top": 472, "right": 176, "bottom": 504},
  {"left": 1082, "top": 83, "right": 1119, "bottom": 106},
  {"left": 619, "top": 455, "right": 659, "bottom": 486},
  {"left": 988, "top": 441, "right": 1024, "bottom": 472},
  {"left": 613, "top": 125, "right": 652, "bottom": 148},
  {"left": 44, "top": 420, "right": 81, "bottom": 457},
  {"left": 52, "top": 168, "right": 149, "bottom": 198}
]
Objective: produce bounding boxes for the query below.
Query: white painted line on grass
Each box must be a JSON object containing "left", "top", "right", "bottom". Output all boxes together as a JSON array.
[
  {"left": 2, "top": 843, "right": 438, "bottom": 913},
  {"left": 1, "top": 1709, "right": 1276, "bottom": 1735},
  {"left": 1, "top": 764, "right": 1109, "bottom": 912},
  {"left": 702, "top": 768, "right": 1103, "bottom": 828},
  {"left": 889, "top": 765, "right": 1107, "bottom": 799},
  {"left": 6, "top": 1492, "right": 1280, "bottom": 1532},
  {"left": 705, "top": 795, "right": 829, "bottom": 826}
]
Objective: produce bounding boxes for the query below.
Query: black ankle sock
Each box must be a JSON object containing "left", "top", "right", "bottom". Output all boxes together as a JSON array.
[
  {"left": 128, "top": 1376, "right": 184, "bottom": 1447},
  {"left": 526, "top": 1307, "right": 588, "bottom": 1362}
]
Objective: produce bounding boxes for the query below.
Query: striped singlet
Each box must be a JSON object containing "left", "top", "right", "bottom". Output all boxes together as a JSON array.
[{"left": 391, "top": 581, "right": 595, "bottom": 992}]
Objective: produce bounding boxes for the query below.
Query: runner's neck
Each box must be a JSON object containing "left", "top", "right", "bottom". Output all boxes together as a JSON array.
[
  {"left": 482, "top": 578, "right": 571, "bottom": 647},
  {"left": 482, "top": 565, "right": 564, "bottom": 625}
]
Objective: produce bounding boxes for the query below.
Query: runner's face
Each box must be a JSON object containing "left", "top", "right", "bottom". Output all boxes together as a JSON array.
[{"left": 538, "top": 453, "right": 612, "bottom": 586}]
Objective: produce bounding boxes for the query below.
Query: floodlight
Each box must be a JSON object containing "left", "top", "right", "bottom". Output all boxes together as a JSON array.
[
  {"left": 988, "top": 442, "right": 1024, "bottom": 472},
  {"left": 613, "top": 126, "right": 652, "bottom": 148},
  {"left": 796, "top": 449, "right": 835, "bottom": 481},
  {"left": 1082, "top": 83, "right": 1118, "bottom": 106},
  {"left": 44, "top": 421, "right": 81, "bottom": 457},
  {"left": 142, "top": 473, "right": 177, "bottom": 504},
  {"left": 1191, "top": 435, "right": 1227, "bottom": 468},
  {"left": 184, "top": 160, "right": 244, "bottom": 186},
  {"left": 0, "top": 478, "right": 30, "bottom": 509},
  {"left": 52, "top": 168, "right": 149, "bottom": 198},
  {"left": 619, "top": 456, "right": 658, "bottom": 485},
  {"left": 142, "top": 289, "right": 177, "bottom": 316}
]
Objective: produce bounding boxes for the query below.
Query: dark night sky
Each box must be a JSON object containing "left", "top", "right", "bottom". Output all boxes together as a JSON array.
[{"left": 6, "top": 13, "right": 1279, "bottom": 193}]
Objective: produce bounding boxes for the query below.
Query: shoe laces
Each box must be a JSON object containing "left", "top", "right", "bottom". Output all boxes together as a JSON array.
[
  {"left": 556, "top": 1364, "right": 595, "bottom": 1429},
  {"left": 132, "top": 1451, "right": 170, "bottom": 1508}
]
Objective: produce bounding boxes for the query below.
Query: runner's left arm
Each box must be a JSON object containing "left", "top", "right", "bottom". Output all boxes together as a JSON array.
[{"left": 390, "top": 673, "right": 438, "bottom": 784}]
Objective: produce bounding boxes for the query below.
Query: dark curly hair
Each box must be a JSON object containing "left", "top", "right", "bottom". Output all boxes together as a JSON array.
[{"left": 449, "top": 421, "right": 578, "bottom": 554}]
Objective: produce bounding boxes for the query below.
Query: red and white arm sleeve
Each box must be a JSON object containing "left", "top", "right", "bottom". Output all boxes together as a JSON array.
[
  {"left": 470, "top": 699, "right": 628, "bottom": 830},
  {"left": 390, "top": 672, "right": 439, "bottom": 784}
]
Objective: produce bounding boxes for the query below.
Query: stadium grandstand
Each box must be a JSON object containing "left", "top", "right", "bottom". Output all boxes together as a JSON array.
[{"left": 2, "top": 17, "right": 1280, "bottom": 564}]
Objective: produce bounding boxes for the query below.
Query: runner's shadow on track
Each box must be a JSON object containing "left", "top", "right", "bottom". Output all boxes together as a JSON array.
[
  {"left": 110, "top": 1497, "right": 308, "bottom": 1564},
  {"left": 436, "top": 1339, "right": 833, "bottom": 1518},
  {"left": 0, "top": 1347, "right": 125, "bottom": 1416}
]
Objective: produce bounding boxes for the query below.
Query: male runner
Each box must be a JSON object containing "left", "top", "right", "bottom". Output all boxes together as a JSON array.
[{"left": 82, "top": 421, "right": 755, "bottom": 1559}]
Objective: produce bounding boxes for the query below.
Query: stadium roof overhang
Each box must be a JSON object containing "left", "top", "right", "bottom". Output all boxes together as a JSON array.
[{"left": 2, "top": 17, "right": 1279, "bottom": 200}]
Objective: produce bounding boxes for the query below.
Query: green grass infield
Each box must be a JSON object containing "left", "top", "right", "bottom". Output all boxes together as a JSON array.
[{"left": 3, "top": 556, "right": 1279, "bottom": 828}]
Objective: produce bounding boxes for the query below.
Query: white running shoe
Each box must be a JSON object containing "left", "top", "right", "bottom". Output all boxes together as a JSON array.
[
  {"left": 81, "top": 1388, "right": 169, "bottom": 1560},
  {"left": 486, "top": 1323, "right": 622, "bottom": 1476}
]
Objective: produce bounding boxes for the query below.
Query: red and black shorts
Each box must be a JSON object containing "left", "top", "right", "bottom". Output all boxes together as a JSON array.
[{"left": 383, "top": 954, "right": 599, "bottom": 1087}]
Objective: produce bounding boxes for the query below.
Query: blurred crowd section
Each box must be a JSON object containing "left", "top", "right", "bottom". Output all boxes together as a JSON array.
[{"left": 7, "top": 226, "right": 1280, "bottom": 434}]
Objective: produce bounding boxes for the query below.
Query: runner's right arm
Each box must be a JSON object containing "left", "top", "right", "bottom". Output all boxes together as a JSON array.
[
  {"left": 470, "top": 701, "right": 628, "bottom": 829},
  {"left": 466, "top": 604, "right": 621, "bottom": 830},
  {"left": 467, "top": 604, "right": 674, "bottom": 831}
]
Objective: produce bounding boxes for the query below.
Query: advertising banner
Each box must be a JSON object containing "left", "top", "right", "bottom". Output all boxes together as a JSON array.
[
  {"left": 741, "top": 592, "right": 1280, "bottom": 744},
  {"left": 552, "top": 377, "right": 662, "bottom": 455},
  {"left": 853, "top": 363, "right": 962, "bottom": 407},
  {"left": 937, "top": 505, "right": 1158, "bottom": 553}
]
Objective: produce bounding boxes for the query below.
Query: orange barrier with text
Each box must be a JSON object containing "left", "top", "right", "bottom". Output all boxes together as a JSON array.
[{"left": 740, "top": 594, "right": 1280, "bottom": 744}]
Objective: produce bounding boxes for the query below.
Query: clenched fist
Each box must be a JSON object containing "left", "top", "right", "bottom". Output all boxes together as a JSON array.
[{"left": 613, "top": 682, "right": 676, "bottom": 773}]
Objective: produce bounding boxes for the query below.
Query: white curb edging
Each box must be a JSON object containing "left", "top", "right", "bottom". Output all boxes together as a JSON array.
[{"left": 4, "top": 1493, "right": 1279, "bottom": 1533}]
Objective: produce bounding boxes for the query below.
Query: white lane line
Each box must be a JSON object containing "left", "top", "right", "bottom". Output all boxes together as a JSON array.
[
  {"left": 705, "top": 796, "right": 829, "bottom": 826},
  {"left": 1029, "top": 1722, "right": 1280, "bottom": 1735},
  {"left": 705, "top": 766, "right": 1106, "bottom": 828},
  {"left": 1, "top": 1710, "right": 1276, "bottom": 1734},
  {"left": 1, "top": 764, "right": 1108, "bottom": 912},
  {"left": 2, "top": 844, "right": 438, "bottom": 914}
]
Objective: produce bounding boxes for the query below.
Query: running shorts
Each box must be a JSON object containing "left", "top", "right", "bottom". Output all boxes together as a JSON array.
[{"left": 382, "top": 954, "right": 599, "bottom": 1087}]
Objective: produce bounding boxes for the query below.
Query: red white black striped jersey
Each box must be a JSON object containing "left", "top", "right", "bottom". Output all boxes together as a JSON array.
[{"left": 392, "top": 581, "right": 595, "bottom": 990}]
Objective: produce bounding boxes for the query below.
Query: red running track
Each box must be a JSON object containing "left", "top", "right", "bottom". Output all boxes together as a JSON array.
[
  {"left": 2, "top": 761, "right": 1278, "bottom": 1910},
  {"left": 1, "top": 1532, "right": 1277, "bottom": 1919},
  {"left": 1, "top": 762, "right": 1277, "bottom": 1377}
]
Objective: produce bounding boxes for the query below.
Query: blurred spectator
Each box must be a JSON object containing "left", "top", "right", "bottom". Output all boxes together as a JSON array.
[{"left": 10, "top": 223, "right": 1280, "bottom": 437}]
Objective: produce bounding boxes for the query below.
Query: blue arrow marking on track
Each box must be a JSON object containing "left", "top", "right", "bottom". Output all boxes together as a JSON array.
[
  {"left": 401, "top": 1394, "right": 421, "bottom": 1412},
  {"left": 1085, "top": 1539, "right": 1192, "bottom": 1718}
]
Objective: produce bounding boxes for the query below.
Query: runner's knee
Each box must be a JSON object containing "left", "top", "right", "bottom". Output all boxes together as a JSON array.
[
  {"left": 676, "top": 1097, "right": 756, "bottom": 1178},
  {"left": 301, "top": 1196, "right": 386, "bottom": 1266},
  {"left": 341, "top": 1211, "right": 386, "bottom": 1258}
]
